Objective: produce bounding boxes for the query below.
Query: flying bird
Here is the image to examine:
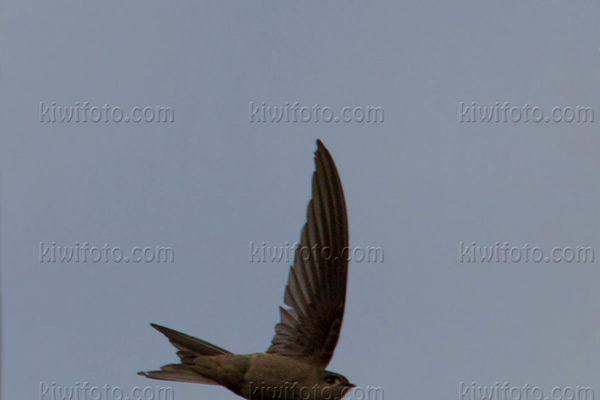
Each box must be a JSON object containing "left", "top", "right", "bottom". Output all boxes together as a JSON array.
[{"left": 139, "top": 140, "right": 354, "bottom": 400}]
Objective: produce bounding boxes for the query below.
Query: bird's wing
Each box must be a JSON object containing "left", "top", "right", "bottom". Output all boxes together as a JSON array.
[{"left": 266, "top": 140, "right": 349, "bottom": 368}]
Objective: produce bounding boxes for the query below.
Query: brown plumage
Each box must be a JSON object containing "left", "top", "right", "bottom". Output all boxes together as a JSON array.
[{"left": 139, "top": 140, "right": 354, "bottom": 400}]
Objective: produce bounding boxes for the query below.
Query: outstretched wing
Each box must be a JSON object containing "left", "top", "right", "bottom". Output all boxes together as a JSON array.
[{"left": 266, "top": 139, "right": 349, "bottom": 368}]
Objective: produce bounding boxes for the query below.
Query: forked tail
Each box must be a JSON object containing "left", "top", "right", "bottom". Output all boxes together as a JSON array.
[{"left": 138, "top": 323, "right": 232, "bottom": 384}]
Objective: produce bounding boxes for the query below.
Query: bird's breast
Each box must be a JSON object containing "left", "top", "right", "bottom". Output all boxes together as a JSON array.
[{"left": 239, "top": 353, "right": 322, "bottom": 400}]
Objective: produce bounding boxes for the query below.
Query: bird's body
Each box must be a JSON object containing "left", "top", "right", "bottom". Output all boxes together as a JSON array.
[
  {"left": 187, "top": 353, "right": 345, "bottom": 400},
  {"left": 139, "top": 140, "right": 354, "bottom": 400}
]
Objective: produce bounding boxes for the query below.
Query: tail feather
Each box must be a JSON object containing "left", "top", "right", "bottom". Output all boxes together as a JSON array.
[
  {"left": 138, "top": 364, "right": 218, "bottom": 385},
  {"left": 150, "top": 323, "right": 231, "bottom": 358},
  {"left": 138, "top": 323, "right": 232, "bottom": 384}
]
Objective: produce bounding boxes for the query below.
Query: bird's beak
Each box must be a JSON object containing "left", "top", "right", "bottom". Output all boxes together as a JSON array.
[{"left": 346, "top": 383, "right": 356, "bottom": 388}]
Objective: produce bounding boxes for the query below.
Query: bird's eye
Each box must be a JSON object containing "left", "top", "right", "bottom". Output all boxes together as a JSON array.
[{"left": 324, "top": 376, "right": 337, "bottom": 384}]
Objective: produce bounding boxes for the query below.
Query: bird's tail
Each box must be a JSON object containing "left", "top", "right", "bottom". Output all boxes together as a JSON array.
[{"left": 138, "top": 323, "right": 232, "bottom": 384}]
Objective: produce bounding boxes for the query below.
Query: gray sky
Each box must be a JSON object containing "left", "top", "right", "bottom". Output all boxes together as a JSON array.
[{"left": 2, "top": 1, "right": 600, "bottom": 399}]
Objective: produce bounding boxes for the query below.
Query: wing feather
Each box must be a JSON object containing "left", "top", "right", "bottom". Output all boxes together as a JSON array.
[{"left": 266, "top": 140, "right": 349, "bottom": 367}]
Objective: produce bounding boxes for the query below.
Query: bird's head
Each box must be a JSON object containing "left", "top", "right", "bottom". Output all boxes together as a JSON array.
[{"left": 314, "top": 371, "right": 355, "bottom": 399}]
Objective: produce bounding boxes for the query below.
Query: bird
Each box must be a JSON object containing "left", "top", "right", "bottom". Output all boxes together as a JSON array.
[{"left": 138, "top": 140, "right": 354, "bottom": 400}]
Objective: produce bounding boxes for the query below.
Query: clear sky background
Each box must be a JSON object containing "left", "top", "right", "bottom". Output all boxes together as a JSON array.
[{"left": 2, "top": 1, "right": 600, "bottom": 399}]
